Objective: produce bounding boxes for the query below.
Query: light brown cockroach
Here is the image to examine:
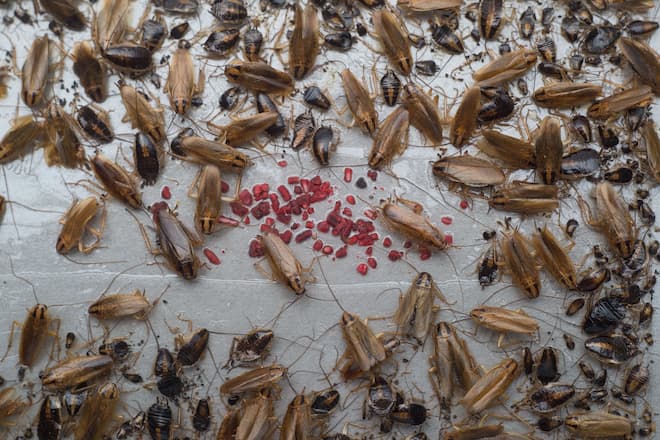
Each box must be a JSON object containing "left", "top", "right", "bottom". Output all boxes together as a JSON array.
[
  {"left": 208, "top": 112, "right": 278, "bottom": 147},
  {"left": 3, "top": 303, "right": 60, "bottom": 368},
  {"left": 341, "top": 69, "right": 378, "bottom": 135},
  {"left": 340, "top": 311, "right": 387, "bottom": 373},
  {"left": 429, "top": 322, "right": 454, "bottom": 412},
  {"left": 532, "top": 82, "right": 602, "bottom": 108},
  {"left": 373, "top": 8, "right": 413, "bottom": 76},
  {"left": 534, "top": 116, "right": 563, "bottom": 185},
  {"left": 0, "top": 65, "right": 9, "bottom": 98},
  {"left": 489, "top": 182, "right": 559, "bottom": 214},
  {"left": 166, "top": 40, "right": 204, "bottom": 115},
  {"left": 90, "top": 152, "right": 142, "bottom": 209},
  {"left": 74, "top": 382, "right": 119, "bottom": 440},
  {"left": 472, "top": 48, "right": 537, "bottom": 87},
  {"left": 565, "top": 412, "right": 633, "bottom": 438},
  {"left": 643, "top": 121, "right": 660, "bottom": 182},
  {"left": 256, "top": 229, "right": 313, "bottom": 295},
  {"left": 191, "top": 164, "right": 222, "bottom": 235},
  {"left": 0, "top": 194, "right": 5, "bottom": 221},
  {"left": 217, "top": 408, "right": 240, "bottom": 439},
  {"left": 94, "top": 0, "right": 129, "bottom": 50},
  {"left": 42, "top": 354, "right": 113, "bottom": 391},
  {"left": 380, "top": 197, "right": 448, "bottom": 250},
  {"left": 397, "top": 0, "right": 462, "bottom": 12},
  {"left": 460, "top": 358, "right": 518, "bottom": 414},
  {"left": 220, "top": 364, "right": 287, "bottom": 394},
  {"left": 432, "top": 155, "right": 506, "bottom": 188},
  {"left": 44, "top": 102, "right": 86, "bottom": 168},
  {"left": 56, "top": 196, "right": 106, "bottom": 254},
  {"left": 0, "top": 387, "right": 28, "bottom": 422},
  {"left": 579, "top": 181, "right": 636, "bottom": 258},
  {"left": 500, "top": 229, "right": 540, "bottom": 298},
  {"left": 402, "top": 82, "right": 443, "bottom": 144},
  {"left": 118, "top": 81, "right": 166, "bottom": 144},
  {"left": 21, "top": 35, "right": 52, "bottom": 108},
  {"left": 176, "top": 136, "right": 251, "bottom": 171},
  {"left": 235, "top": 388, "right": 275, "bottom": 439},
  {"left": 289, "top": 2, "right": 319, "bottom": 80},
  {"left": 72, "top": 41, "right": 106, "bottom": 103},
  {"left": 449, "top": 86, "right": 480, "bottom": 148},
  {"left": 443, "top": 424, "right": 504, "bottom": 440},
  {"left": 478, "top": 129, "right": 535, "bottom": 168},
  {"left": 225, "top": 61, "right": 294, "bottom": 95},
  {"left": 0, "top": 115, "right": 45, "bottom": 164},
  {"left": 618, "top": 37, "right": 659, "bottom": 94},
  {"left": 470, "top": 306, "right": 540, "bottom": 343},
  {"left": 394, "top": 272, "right": 447, "bottom": 343},
  {"left": 587, "top": 85, "right": 653, "bottom": 119},
  {"left": 281, "top": 393, "right": 314, "bottom": 440},
  {"left": 531, "top": 226, "right": 577, "bottom": 290},
  {"left": 40, "top": 0, "right": 86, "bottom": 31},
  {"left": 368, "top": 106, "right": 409, "bottom": 169},
  {"left": 88, "top": 287, "right": 165, "bottom": 320}
]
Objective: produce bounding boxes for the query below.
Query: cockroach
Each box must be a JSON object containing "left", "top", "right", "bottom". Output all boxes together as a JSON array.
[
  {"left": 147, "top": 398, "right": 172, "bottom": 440},
  {"left": 561, "top": 149, "right": 600, "bottom": 178},
  {"left": 132, "top": 134, "right": 162, "bottom": 188},
  {"left": 255, "top": 229, "right": 312, "bottom": 294},
  {"left": 369, "top": 106, "right": 409, "bottom": 169},
  {"left": 43, "top": 102, "right": 85, "bottom": 168},
  {"left": 561, "top": 15, "right": 582, "bottom": 42},
  {"left": 341, "top": 69, "right": 378, "bottom": 135},
  {"left": 234, "top": 388, "right": 274, "bottom": 439},
  {"left": 444, "top": 424, "right": 504, "bottom": 439},
  {"left": 0, "top": 387, "right": 27, "bottom": 423},
  {"left": 402, "top": 83, "right": 443, "bottom": 144},
  {"left": 429, "top": 323, "right": 454, "bottom": 410},
  {"left": 536, "top": 37, "right": 556, "bottom": 62},
  {"left": 63, "top": 390, "right": 85, "bottom": 417},
  {"left": 577, "top": 267, "right": 610, "bottom": 292},
  {"left": 219, "top": 87, "right": 245, "bottom": 111},
  {"left": 154, "top": 347, "right": 177, "bottom": 378},
  {"left": 176, "top": 136, "right": 251, "bottom": 171},
  {"left": 582, "top": 25, "right": 621, "bottom": 54},
  {"left": 523, "top": 383, "right": 575, "bottom": 413},
  {"left": 211, "top": 0, "right": 248, "bottom": 27},
  {"left": 256, "top": 93, "right": 286, "bottom": 137},
  {"left": 394, "top": 272, "right": 446, "bottom": 343},
  {"left": 71, "top": 41, "right": 106, "bottom": 103},
  {"left": 449, "top": 86, "right": 480, "bottom": 148},
  {"left": 38, "top": 395, "right": 62, "bottom": 440},
  {"left": 225, "top": 328, "right": 274, "bottom": 368},
  {"left": 203, "top": 29, "right": 240, "bottom": 57},
  {"left": 139, "top": 14, "right": 167, "bottom": 52},
  {"left": 122, "top": 371, "right": 143, "bottom": 383},
  {"left": 176, "top": 328, "right": 209, "bottom": 366},
  {"left": 192, "top": 164, "right": 222, "bottom": 235},
  {"left": 643, "top": 121, "right": 660, "bottom": 182},
  {"left": 158, "top": 372, "right": 184, "bottom": 398},
  {"left": 241, "top": 27, "right": 263, "bottom": 61},
  {"left": 431, "top": 23, "right": 464, "bottom": 54},
  {"left": 39, "top": 0, "right": 86, "bottom": 30},
  {"left": 571, "top": 114, "right": 593, "bottom": 141},
  {"left": 500, "top": 229, "right": 540, "bottom": 298},
  {"left": 475, "top": 87, "right": 513, "bottom": 123},
  {"left": 289, "top": 2, "right": 319, "bottom": 79},
  {"left": 389, "top": 402, "right": 427, "bottom": 426},
  {"left": 626, "top": 19, "right": 659, "bottom": 36},
  {"left": 569, "top": 0, "right": 592, "bottom": 23},
  {"left": 166, "top": 40, "right": 203, "bottom": 115},
  {"left": 592, "top": 368, "right": 607, "bottom": 387},
  {"left": 90, "top": 152, "right": 142, "bottom": 209},
  {"left": 397, "top": 0, "right": 461, "bottom": 11},
  {"left": 624, "top": 363, "right": 648, "bottom": 394},
  {"left": 519, "top": 6, "right": 535, "bottom": 39},
  {"left": 281, "top": 393, "right": 314, "bottom": 439},
  {"left": 536, "top": 62, "right": 569, "bottom": 80},
  {"left": 101, "top": 43, "right": 153, "bottom": 73},
  {"left": 364, "top": 375, "right": 396, "bottom": 418},
  {"left": 597, "top": 125, "right": 619, "bottom": 149},
  {"left": 169, "top": 21, "right": 189, "bottom": 39},
  {"left": 479, "top": 0, "right": 503, "bottom": 40},
  {"left": 291, "top": 111, "right": 316, "bottom": 151},
  {"left": 380, "top": 198, "right": 448, "bottom": 250},
  {"left": 472, "top": 48, "right": 537, "bottom": 87},
  {"left": 325, "top": 31, "right": 353, "bottom": 51},
  {"left": 531, "top": 226, "right": 577, "bottom": 290},
  {"left": 640, "top": 302, "right": 653, "bottom": 325},
  {"left": 216, "top": 408, "right": 240, "bottom": 439},
  {"left": 626, "top": 106, "right": 648, "bottom": 131},
  {"left": 588, "top": 85, "right": 653, "bottom": 119},
  {"left": 312, "top": 126, "right": 337, "bottom": 165},
  {"left": 478, "top": 129, "right": 535, "bottom": 168},
  {"left": 373, "top": 8, "right": 412, "bottom": 75},
  {"left": 225, "top": 61, "right": 294, "bottom": 95},
  {"left": 220, "top": 364, "right": 286, "bottom": 394},
  {"left": 566, "top": 412, "right": 633, "bottom": 437},
  {"left": 42, "top": 355, "right": 113, "bottom": 391},
  {"left": 65, "top": 332, "right": 75, "bottom": 349},
  {"left": 534, "top": 116, "right": 562, "bottom": 184},
  {"left": 522, "top": 347, "right": 534, "bottom": 375},
  {"left": 564, "top": 333, "right": 576, "bottom": 350},
  {"left": 117, "top": 410, "right": 146, "bottom": 439},
  {"left": 191, "top": 398, "right": 211, "bottom": 433},
  {"left": 94, "top": 0, "right": 129, "bottom": 50},
  {"left": 303, "top": 86, "right": 331, "bottom": 110},
  {"left": 340, "top": 311, "right": 387, "bottom": 374},
  {"left": 517, "top": 79, "right": 530, "bottom": 96},
  {"left": 566, "top": 298, "right": 585, "bottom": 316},
  {"left": 89, "top": 287, "right": 163, "bottom": 320},
  {"left": 585, "top": 334, "right": 639, "bottom": 365},
  {"left": 535, "top": 348, "right": 560, "bottom": 384},
  {"left": 74, "top": 382, "right": 119, "bottom": 440},
  {"left": 604, "top": 165, "right": 634, "bottom": 184},
  {"left": 433, "top": 155, "right": 505, "bottom": 187},
  {"left": 77, "top": 105, "right": 113, "bottom": 143},
  {"left": 470, "top": 306, "right": 540, "bottom": 339},
  {"left": 490, "top": 183, "right": 558, "bottom": 214},
  {"left": 540, "top": 7, "right": 554, "bottom": 28},
  {"left": 56, "top": 196, "right": 105, "bottom": 255},
  {"left": 533, "top": 82, "right": 602, "bottom": 109},
  {"left": 379, "top": 70, "right": 401, "bottom": 108},
  {"left": 478, "top": 244, "right": 498, "bottom": 287},
  {"left": 119, "top": 81, "right": 166, "bottom": 144},
  {"left": 99, "top": 339, "right": 131, "bottom": 361},
  {"left": 577, "top": 361, "right": 595, "bottom": 382},
  {"left": 21, "top": 35, "right": 51, "bottom": 108},
  {"left": 460, "top": 358, "right": 518, "bottom": 414},
  {"left": 311, "top": 389, "right": 340, "bottom": 415}
]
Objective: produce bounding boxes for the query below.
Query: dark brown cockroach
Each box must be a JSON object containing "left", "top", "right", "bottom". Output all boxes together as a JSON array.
[
  {"left": 592, "top": 368, "right": 607, "bottom": 387},
  {"left": 394, "top": 272, "right": 447, "bottom": 343},
  {"left": 519, "top": 6, "right": 535, "bottom": 39},
  {"left": 154, "top": 347, "right": 177, "bottom": 378},
  {"left": 101, "top": 43, "right": 153, "bottom": 74},
  {"left": 176, "top": 136, "right": 251, "bottom": 171},
  {"left": 497, "top": 42, "right": 511, "bottom": 55},
  {"left": 211, "top": 0, "right": 247, "bottom": 27},
  {"left": 203, "top": 29, "right": 240, "bottom": 57},
  {"left": 540, "top": 7, "right": 553, "bottom": 28},
  {"left": 535, "top": 348, "right": 560, "bottom": 384},
  {"left": 74, "top": 382, "right": 119, "bottom": 440},
  {"left": 640, "top": 302, "right": 653, "bottom": 325},
  {"left": 147, "top": 398, "right": 172, "bottom": 440},
  {"left": 171, "top": 128, "right": 193, "bottom": 154},
  {"left": 369, "top": 106, "right": 409, "bottom": 169},
  {"left": 364, "top": 375, "right": 396, "bottom": 418},
  {"left": 166, "top": 40, "right": 203, "bottom": 115},
  {"left": 561, "top": 149, "right": 600, "bottom": 178},
  {"left": 373, "top": 8, "right": 412, "bottom": 75},
  {"left": 536, "top": 37, "right": 556, "bottom": 62},
  {"left": 77, "top": 105, "right": 113, "bottom": 143},
  {"left": 430, "top": 23, "right": 464, "bottom": 54},
  {"left": 119, "top": 81, "right": 166, "bottom": 144},
  {"left": 585, "top": 334, "right": 640, "bottom": 365},
  {"left": 500, "top": 229, "right": 540, "bottom": 298},
  {"left": 281, "top": 394, "right": 314, "bottom": 439},
  {"left": 65, "top": 332, "right": 75, "bottom": 349},
  {"left": 478, "top": 129, "right": 535, "bottom": 168},
  {"left": 42, "top": 354, "right": 113, "bottom": 391},
  {"left": 566, "top": 412, "right": 633, "bottom": 438},
  {"left": 225, "top": 328, "right": 274, "bottom": 368},
  {"left": 192, "top": 164, "right": 222, "bottom": 235},
  {"left": 64, "top": 390, "right": 85, "bottom": 417},
  {"left": 479, "top": 244, "right": 498, "bottom": 287},
  {"left": 219, "top": 87, "right": 245, "bottom": 111},
  {"left": 134, "top": 132, "right": 163, "bottom": 186},
  {"left": 604, "top": 165, "right": 634, "bottom": 184},
  {"left": 99, "top": 338, "right": 131, "bottom": 361},
  {"left": 291, "top": 111, "right": 316, "bottom": 151},
  {"left": 0, "top": 387, "right": 28, "bottom": 424},
  {"left": 139, "top": 14, "right": 167, "bottom": 52},
  {"left": 532, "top": 226, "right": 577, "bottom": 290},
  {"left": 522, "top": 347, "right": 534, "bottom": 375},
  {"left": 176, "top": 328, "right": 209, "bottom": 366},
  {"left": 71, "top": 41, "right": 105, "bottom": 103},
  {"left": 169, "top": 21, "right": 189, "bottom": 39},
  {"left": 157, "top": 371, "right": 183, "bottom": 399},
  {"left": 56, "top": 196, "right": 105, "bottom": 254},
  {"left": 533, "top": 82, "right": 602, "bottom": 109},
  {"left": 450, "top": 86, "right": 480, "bottom": 148},
  {"left": 380, "top": 69, "right": 401, "bottom": 107},
  {"left": 473, "top": 48, "right": 537, "bottom": 87},
  {"left": 569, "top": 0, "right": 592, "bottom": 24},
  {"left": 477, "top": 86, "right": 514, "bottom": 122},
  {"left": 192, "top": 398, "right": 211, "bottom": 433},
  {"left": 561, "top": 15, "right": 582, "bottom": 43},
  {"left": 576, "top": 267, "right": 610, "bottom": 292},
  {"left": 534, "top": 116, "right": 562, "bottom": 184},
  {"left": 122, "top": 372, "right": 143, "bottom": 383},
  {"left": 242, "top": 27, "right": 263, "bottom": 61},
  {"left": 38, "top": 395, "right": 62, "bottom": 440},
  {"left": 627, "top": 20, "right": 659, "bottom": 36},
  {"left": 304, "top": 86, "right": 331, "bottom": 110},
  {"left": 311, "top": 389, "right": 340, "bottom": 415},
  {"left": 598, "top": 125, "right": 619, "bottom": 148},
  {"left": 220, "top": 364, "right": 286, "bottom": 394},
  {"left": 341, "top": 69, "right": 378, "bottom": 135},
  {"left": 289, "top": 2, "right": 320, "bottom": 80},
  {"left": 588, "top": 85, "right": 653, "bottom": 119},
  {"left": 583, "top": 25, "right": 621, "bottom": 54},
  {"left": 578, "top": 361, "right": 595, "bottom": 381},
  {"left": 256, "top": 229, "right": 312, "bottom": 294},
  {"left": 90, "top": 152, "right": 142, "bottom": 209},
  {"left": 21, "top": 36, "right": 51, "bottom": 108},
  {"left": 389, "top": 401, "right": 427, "bottom": 426},
  {"left": 566, "top": 298, "right": 585, "bottom": 316},
  {"left": 380, "top": 198, "right": 448, "bottom": 249},
  {"left": 624, "top": 363, "right": 648, "bottom": 395},
  {"left": 40, "top": 0, "right": 86, "bottom": 30},
  {"left": 490, "top": 183, "right": 558, "bottom": 214},
  {"left": 225, "top": 61, "right": 294, "bottom": 95},
  {"left": 460, "top": 358, "right": 518, "bottom": 414},
  {"left": 433, "top": 155, "right": 505, "bottom": 188},
  {"left": 313, "top": 126, "right": 337, "bottom": 165},
  {"left": 571, "top": 115, "right": 592, "bottom": 143},
  {"left": 325, "top": 31, "right": 353, "bottom": 51},
  {"left": 402, "top": 83, "right": 443, "bottom": 144},
  {"left": 44, "top": 102, "right": 85, "bottom": 169},
  {"left": 256, "top": 93, "right": 286, "bottom": 137},
  {"left": 523, "top": 383, "right": 575, "bottom": 413},
  {"left": 537, "top": 62, "right": 569, "bottom": 81},
  {"left": 564, "top": 334, "right": 576, "bottom": 350},
  {"left": 479, "top": 0, "right": 503, "bottom": 40}
]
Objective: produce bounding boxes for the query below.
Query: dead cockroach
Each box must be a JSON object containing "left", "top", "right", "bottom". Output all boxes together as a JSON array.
[
  {"left": 531, "top": 226, "right": 577, "bottom": 290},
  {"left": 626, "top": 105, "right": 649, "bottom": 131},
  {"left": 242, "top": 27, "right": 263, "bottom": 61},
  {"left": 340, "top": 311, "right": 387, "bottom": 373},
  {"left": 624, "top": 363, "right": 648, "bottom": 395},
  {"left": 203, "top": 29, "right": 241, "bottom": 57},
  {"left": 561, "top": 148, "right": 600, "bottom": 179},
  {"left": 394, "top": 272, "right": 447, "bottom": 343},
  {"left": 176, "top": 136, "right": 251, "bottom": 171},
  {"left": 0, "top": 115, "right": 43, "bottom": 163},
  {"left": 234, "top": 388, "right": 274, "bottom": 439},
  {"left": 119, "top": 81, "right": 166, "bottom": 144},
  {"left": 63, "top": 390, "right": 85, "bottom": 417},
  {"left": 490, "top": 182, "right": 558, "bottom": 214},
  {"left": 225, "top": 328, "right": 274, "bottom": 368},
  {"left": 479, "top": 0, "right": 503, "bottom": 40},
  {"left": 535, "top": 347, "right": 560, "bottom": 384},
  {"left": 44, "top": 102, "right": 85, "bottom": 168},
  {"left": 311, "top": 389, "right": 340, "bottom": 415},
  {"left": 216, "top": 409, "right": 240, "bottom": 439},
  {"left": 65, "top": 332, "right": 75, "bottom": 349},
  {"left": 256, "top": 93, "right": 286, "bottom": 137},
  {"left": 191, "top": 398, "right": 211, "bottom": 433},
  {"left": 341, "top": 69, "right": 378, "bottom": 135},
  {"left": 477, "top": 86, "right": 514, "bottom": 123},
  {"left": 460, "top": 358, "right": 518, "bottom": 414},
  {"left": 291, "top": 111, "right": 316, "bottom": 151},
  {"left": 389, "top": 401, "right": 427, "bottom": 426},
  {"left": 618, "top": 37, "right": 659, "bottom": 93},
  {"left": 566, "top": 298, "right": 585, "bottom": 316},
  {"left": 312, "top": 125, "right": 337, "bottom": 165},
  {"left": 94, "top": 0, "right": 128, "bottom": 49},
  {"left": 478, "top": 129, "right": 535, "bottom": 168},
  {"left": 473, "top": 48, "right": 537, "bottom": 87},
  {"left": 640, "top": 302, "right": 653, "bottom": 325},
  {"left": 433, "top": 155, "right": 506, "bottom": 188},
  {"left": 597, "top": 124, "right": 619, "bottom": 149},
  {"left": 256, "top": 229, "right": 312, "bottom": 294},
  {"left": 402, "top": 83, "right": 443, "bottom": 144},
  {"left": 219, "top": 87, "right": 245, "bottom": 111},
  {"left": 577, "top": 267, "right": 610, "bottom": 292},
  {"left": 21, "top": 35, "right": 51, "bottom": 108},
  {"left": 583, "top": 296, "right": 625, "bottom": 335},
  {"left": 561, "top": 15, "right": 582, "bottom": 42},
  {"left": 210, "top": 0, "right": 248, "bottom": 27},
  {"left": 220, "top": 364, "right": 286, "bottom": 394},
  {"left": 500, "top": 229, "right": 540, "bottom": 298},
  {"left": 37, "top": 395, "right": 62, "bottom": 440},
  {"left": 191, "top": 164, "right": 222, "bottom": 234},
  {"left": 430, "top": 23, "right": 464, "bottom": 54},
  {"left": 583, "top": 25, "right": 621, "bottom": 54},
  {"left": 88, "top": 287, "right": 163, "bottom": 320},
  {"left": 3, "top": 301, "right": 59, "bottom": 368},
  {"left": 373, "top": 8, "right": 412, "bottom": 75},
  {"left": 170, "top": 21, "right": 189, "bottom": 39},
  {"left": 522, "top": 347, "right": 534, "bottom": 375},
  {"left": 56, "top": 196, "right": 105, "bottom": 254},
  {"left": 533, "top": 82, "right": 602, "bottom": 108},
  {"left": 101, "top": 43, "right": 153, "bottom": 74},
  {"left": 585, "top": 334, "right": 640, "bottom": 365},
  {"left": 289, "top": 3, "right": 319, "bottom": 79},
  {"left": 415, "top": 60, "right": 437, "bottom": 76},
  {"left": 429, "top": 322, "right": 454, "bottom": 411},
  {"left": 176, "top": 328, "right": 209, "bottom": 366},
  {"left": 369, "top": 106, "right": 409, "bottom": 169},
  {"left": 519, "top": 6, "right": 535, "bottom": 39},
  {"left": 0, "top": 387, "right": 28, "bottom": 423},
  {"left": 397, "top": 0, "right": 462, "bottom": 11},
  {"left": 304, "top": 86, "right": 331, "bottom": 110},
  {"left": 98, "top": 338, "right": 131, "bottom": 361},
  {"left": 470, "top": 306, "right": 539, "bottom": 342},
  {"left": 147, "top": 398, "right": 172, "bottom": 440},
  {"left": 90, "top": 152, "right": 142, "bottom": 209},
  {"left": 74, "top": 382, "right": 119, "bottom": 440},
  {"left": 364, "top": 375, "right": 396, "bottom": 418},
  {"left": 225, "top": 60, "right": 293, "bottom": 95},
  {"left": 588, "top": 85, "right": 653, "bottom": 119},
  {"left": 77, "top": 104, "right": 113, "bottom": 143},
  {"left": 117, "top": 410, "right": 146, "bottom": 438},
  {"left": 566, "top": 412, "right": 633, "bottom": 438},
  {"left": 72, "top": 41, "right": 106, "bottom": 103},
  {"left": 478, "top": 243, "right": 498, "bottom": 287},
  {"left": 626, "top": 19, "right": 659, "bottom": 36},
  {"left": 643, "top": 121, "right": 660, "bottom": 182},
  {"left": 520, "top": 383, "right": 575, "bottom": 413},
  {"left": 564, "top": 333, "right": 575, "bottom": 350},
  {"left": 139, "top": 14, "right": 167, "bottom": 52},
  {"left": 166, "top": 40, "right": 203, "bottom": 115},
  {"left": 536, "top": 37, "right": 556, "bottom": 62},
  {"left": 42, "top": 354, "right": 113, "bottom": 391},
  {"left": 444, "top": 424, "right": 504, "bottom": 439},
  {"left": 281, "top": 393, "right": 314, "bottom": 439},
  {"left": 534, "top": 116, "right": 562, "bottom": 185},
  {"left": 134, "top": 132, "right": 163, "bottom": 186},
  {"left": 325, "top": 31, "right": 353, "bottom": 51},
  {"left": 380, "top": 197, "right": 448, "bottom": 250},
  {"left": 154, "top": 347, "right": 177, "bottom": 378},
  {"left": 449, "top": 86, "right": 480, "bottom": 148}
]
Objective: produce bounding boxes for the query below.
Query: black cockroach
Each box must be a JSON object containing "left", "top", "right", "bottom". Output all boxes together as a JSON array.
[
  {"left": 536, "top": 37, "right": 556, "bottom": 62},
  {"left": 598, "top": 125, "right": 619, "bottom": 148},
  {"left": 389, "top": 402, "right": 427, "bottom": 425},
  {"left": 538, "top": 62, "right": 568, "bottom": 80},
  {"left": 626, "top": 106, "right": 648, "bottom": 131},
  {"left": 176, "top": 328, "right": 209, "bottom": 366},
  {"left": 627, "top": 20, "right": 659, "bottom": 37},
  {"left": 541, "top": 7, "right": 554, "bottom": 30},
  {"left": 380, "top": 69, "right": 401, "bottom": 107},
  {"left": 523, "top": 347, "right": 534, "bottom": 375},
  {"left": 147, "top": 398, "right": 172, "bottom": 440},
  {"left": 219, "top": 87, "right": 245, "bottom": 111},
  {"left": 585, "top": 335, "right": 640, "bottom": 365},
  {"left": 203, "top": 29, "right": 240, "bottom": 57},
  {"left": 583, "top": 26, "right": 621, "bottom": 54},
  {"left": 210, "top": 0, "right": 247, "bottom": 27},
  {"left": 65, "top": 332, "right": 75, "bottom": 349},
  {"left": 478, "top": 87, "right": 514, "bottom": 122},
  {"left": 77, "top": 105, "right": 113, "bottom": 144},
  {"left": 243, "top": 27, "right": 264, "bottom": 61},
  {"left": 38, "top": 395, "right": 62, "bottom": 440},
  {"left": 312, "top": 126, "right": 336, "bottom": 165},
  {"left": 583, "top": 297, "right": 626, "bottom": 335},
  {"left": 256, "top": 93, "right": 287, "bottom": 137},
  {"left": 170, "top": 22, "right": 189, "bottom": 39},
  {"left": 479, "top": 0, "right": 503, "bottom": 40},
  {"left": 604, "top": 166, "right": 634, "bottom": 184},
  {"left": 170, "top": 127, "right": 194, "bottom": 156},
  {"left": 499, "top": 42, "right": 511, "bottom": 55},
  {"left": 122, "top": 372, "right": 143, "bottom": 383},
  {"left": 192, "top": 398, "right": 211, "bottom": 432},
  {"left": 154, "top": 348, "right": 177, "bottom": 377},
  {"left": 538, "top": 417, "right": 562, "bottom": 432},
  {"left": 569, "top": 0, "right": 592, "bottom": 24},
  {"left": 99, "top": 339, "right": 131, "bottom": 361},
  {"left": 536, "top": 348, "right": 559, "bottom": 384},
  {"left": 304, "top": 86, "right": 331, "bottom": 110},
  {"left": 430, "top": 24, "right": 464, "bottom": 53},
  {"left": 561, "top": 15, "right": 582, "bottom": 43},
  {"left": 157, "top": 374, "right": 184, "bottom": 398},
  {"left": 325, "top": 32, "right": 353, "bottom": 51},
  {"left": 134, "top": 132, "right": 162, "bottom": 186},
  {"left": 140, "top": 16, "right": 167, "bottom": 52},
  {"left": 291, "top": 111, "right": 316, "bottom": 151},
  {"left": 63, "top": 391, "right": 85, "bottom": 417},
  {"left": 312, "top": 389, "right": 340, "bottom": 415},
  {"left": 564, "top": 334, "right": 575, "bottom": 350},
  {"left": 101, "top": 44, "right": 153, "bottom": 73}
]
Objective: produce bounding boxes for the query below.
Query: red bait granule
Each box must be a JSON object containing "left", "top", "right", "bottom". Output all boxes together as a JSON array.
[
  {"left": 367, "top": 257, "right": 377, "bottom": 269},
  {"left": 356, "top": 263, "right": 368, "bottom": 275},
  {"left": 344, "top": 167, "right": 353, "bottom": 182},
  {"left": 239, "top": 189, "right": 253, "bottom": 206},
  {"left": 313, "top": 240, "right": 323, "bottom": 251},
  {"left": 460, "top": 200, "right": 469, "bottom": 209},
  {"left": 388, "top": 250, "right": 403, "bottom": 261},
  {"left": 441, "top": 216, "right": 453, "bottom": 225},
  {"left": 161, "top": 186, "right": 171, "bottom": 200},
  {"left": 204, "top": 248, "right": 221, "bottom": 265},
  {"left": 248, "top": 239, "right": 264, "bottom": 257}
]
